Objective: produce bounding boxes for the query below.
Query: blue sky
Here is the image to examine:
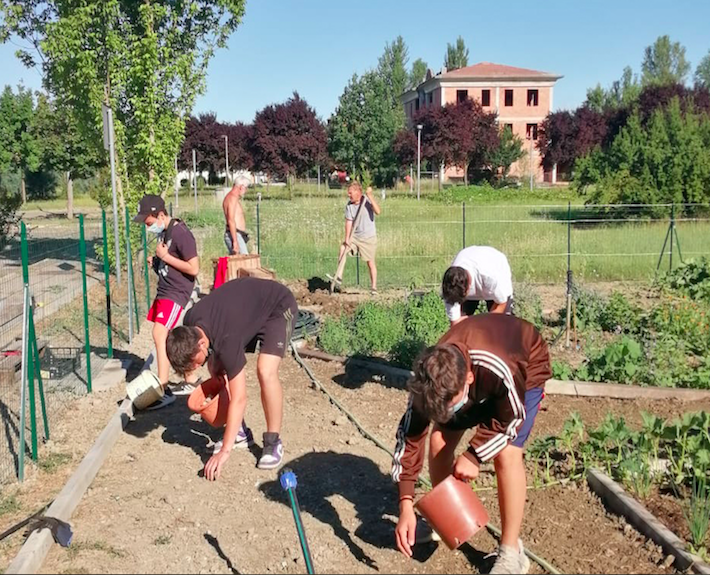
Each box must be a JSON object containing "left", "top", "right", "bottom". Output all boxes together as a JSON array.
[{"left": 2, "top": 0, "right": 709, "bottom": 123}]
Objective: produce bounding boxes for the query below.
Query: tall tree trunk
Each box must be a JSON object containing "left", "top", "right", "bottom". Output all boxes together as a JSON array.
[
  {"left": 20, "top": 173, "right": 26, "bottom": 204},
  {"left": 464, "top": 162, "right": 469, "bottom": 186},
  {"left": 66, "top": 172, "right": 74, "bottom": 219}
]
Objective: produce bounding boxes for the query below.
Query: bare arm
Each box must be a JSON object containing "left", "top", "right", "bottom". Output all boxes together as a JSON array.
[
  {"left": 204, "top": 368, "right": 248, "bottom": 481},
  {"left": 489, "top": 301, "right": 508, "bottom": 314},
  {"left": 226, "top": 199, "right": 238, "bottom": 254},
  {"left": 365, "top": 188, "right": 381, "bottom": 215},
  {"left": 161, "top": 253, "right": 199, "bottom": 276}
]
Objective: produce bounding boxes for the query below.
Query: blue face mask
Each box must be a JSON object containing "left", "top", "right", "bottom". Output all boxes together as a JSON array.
[
  {"left": 147, "top": 221, "right": 165, "bottom": 235},
  {"left": 451, "top": 383, "right": 470, "bottom": 415}
]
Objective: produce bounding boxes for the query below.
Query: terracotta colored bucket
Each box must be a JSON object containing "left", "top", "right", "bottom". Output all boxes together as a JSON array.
[
  {"left": 187, "top": 376, "right": 230, "bottom": 427},
  {"left": 126, "top": 370, "right": 163, "bottom": 411},
  {"left": 415, "top": 475, "right": 489, "bottom": 550}
]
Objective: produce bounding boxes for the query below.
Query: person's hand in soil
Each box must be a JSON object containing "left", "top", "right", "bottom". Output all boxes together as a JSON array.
[
  {"left": 453, "top": 451, "right": 480, "bottom": 482},
  {"left": 156, "top": 241, "right": 169, "bottom": 260},
  {"left": 395, "top": 498, "right": 417, "bottom": 557},
  {"left": 204, "top": 449, "right": 231, "bottom": 481}
]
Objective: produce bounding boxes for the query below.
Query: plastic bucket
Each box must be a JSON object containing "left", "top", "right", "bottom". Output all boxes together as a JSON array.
[
  {"left": 187, "top": 376, "right": 230, "bottom": 427},
  {"left": 415, "top": 475, "right": 489, "bottom": 550},
  {"left": 126, "top": 370, "right": 163, "bottom": 411}
]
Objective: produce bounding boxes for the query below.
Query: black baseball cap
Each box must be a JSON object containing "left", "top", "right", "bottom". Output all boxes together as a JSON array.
[{"left": 133, "top": 194, "right": 167, "bottom": 223}]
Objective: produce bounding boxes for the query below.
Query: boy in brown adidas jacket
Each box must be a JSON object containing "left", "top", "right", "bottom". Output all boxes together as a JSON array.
[{"left": 392, "top": 313, "right": 551, "bottom": 574}]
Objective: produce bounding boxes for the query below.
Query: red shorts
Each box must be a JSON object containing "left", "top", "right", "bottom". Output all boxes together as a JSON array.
[{"left": 146, "top": 299, "right": 183, "bottom": 329}]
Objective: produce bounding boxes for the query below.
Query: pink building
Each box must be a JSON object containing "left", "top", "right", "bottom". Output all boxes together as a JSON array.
[{"left": 402, "top": 62, "right": 563, "bottom": 183}]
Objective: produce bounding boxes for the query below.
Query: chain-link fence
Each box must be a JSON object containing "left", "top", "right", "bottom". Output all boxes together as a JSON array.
[
  {"left": 176, "top": 197, "right": 710, "bottom": 292},
  {"left": 0, "top": 210, "right": 152, "bottom": 484}
]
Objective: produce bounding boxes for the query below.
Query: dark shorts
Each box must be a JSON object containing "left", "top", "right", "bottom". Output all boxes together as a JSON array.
[
  {"left": 442, "top": 386, "right": 544, "bottom": 449},
  {"left": 246, "top": 293, "right": 298, "bottom": 358},
  {"left": 461, "top": 297, "right": 514, "bottom": 316}
]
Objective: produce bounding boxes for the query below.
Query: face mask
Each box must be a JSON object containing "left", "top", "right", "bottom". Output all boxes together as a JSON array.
[
  {"left": 200, "top": 346, "right": 212, "bottom": 367},
  {"left": 451, "top": 383, "right": 470, "bottom": 415},
  {"left": 147, "top": 221, "right": 165, "bottom": 235}
]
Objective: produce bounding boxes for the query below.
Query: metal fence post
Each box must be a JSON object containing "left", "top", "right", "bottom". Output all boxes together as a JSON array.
[
  {"left": 30, "top": 310, "right": 49, "bottom": 441},
  {"left": 102, "top": 211, "right": 113, "bottom": 358},
  {"left": 18, "top": 285, "right": 29, "bottom": 481},
  {"left": 669, "top": 204, "right": 675, "bottom": 271},
  {"left": 20, "top": 224, "right": 38, "bottom": 461},
  {"left": 125, "top": 207, "right": 134, "bottom": 343},
  {"left": 143, "top": 225, "right": 151, "bottom": 314},
  {"left": 258, "top": 196, "right": 262, "bottom": 254},
  {"left": 79, "top": 214, "right": 93, "bottom": 393},
  {"left": 462, "top": 202, "right": 466, "bottom": 249}
]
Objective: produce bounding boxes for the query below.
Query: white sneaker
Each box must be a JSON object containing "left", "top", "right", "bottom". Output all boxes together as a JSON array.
[
  {"left": 211, "top": 426, "right": 254, "bottom": 454},
  {"left": 170, "top": 378, "right": 202, "bottom": 396},
  {"left": 489, "top": 539, "right": 530, "bottom": 575}
]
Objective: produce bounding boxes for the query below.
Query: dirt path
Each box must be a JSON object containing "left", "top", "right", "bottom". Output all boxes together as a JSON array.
[{"left": 36, "top": 353, "right": 687, "bottom": 575}]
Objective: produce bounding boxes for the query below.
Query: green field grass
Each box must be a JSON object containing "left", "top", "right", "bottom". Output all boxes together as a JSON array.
[{"left": 181, "top": 193, "right": 710, "bottom": 288}]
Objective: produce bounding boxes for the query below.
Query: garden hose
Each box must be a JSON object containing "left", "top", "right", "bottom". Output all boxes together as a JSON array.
[
  {"left": 280, "top": 468, "right": 316, "bottom": 575},
  {"left": 290, "top": 342, "right": 562, "bottom": 575}
]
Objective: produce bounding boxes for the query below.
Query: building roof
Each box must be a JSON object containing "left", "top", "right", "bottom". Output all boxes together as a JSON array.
[{"left": 440, "top": 62, "right": 562, "bottom": 81}]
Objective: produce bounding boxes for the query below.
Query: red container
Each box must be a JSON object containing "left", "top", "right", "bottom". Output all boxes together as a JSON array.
[
  {"left": 415, "top": 475, "right": 489, "bottom": 550},
  {"left": 187, "top": 376, "right": 230, "bottom": 427}
]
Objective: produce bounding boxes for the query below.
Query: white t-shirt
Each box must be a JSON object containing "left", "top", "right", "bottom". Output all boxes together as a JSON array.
[{"left": 444, "top": 246, "right": 513, "bottom": 321}]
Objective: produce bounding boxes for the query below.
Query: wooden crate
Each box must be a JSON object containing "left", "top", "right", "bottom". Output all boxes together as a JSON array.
[
  {"left": 226, "top": 255, "right": 261, "bottom": 281},
  {"left": 236, "top": 267, "right": 277, "bottom": 280}
]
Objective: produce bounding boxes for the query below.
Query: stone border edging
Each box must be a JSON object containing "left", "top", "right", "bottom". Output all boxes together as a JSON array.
[
  {"left": 296, "top": 348, "right": 710, "bottom": 401},
  {"left": 587, "top": 468, "right": 710, "bottom": 574}
]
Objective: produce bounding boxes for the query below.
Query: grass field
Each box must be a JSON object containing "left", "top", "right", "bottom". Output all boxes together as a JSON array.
[{"left": 180, "top": 187, "right": 710, "bottom": 288}]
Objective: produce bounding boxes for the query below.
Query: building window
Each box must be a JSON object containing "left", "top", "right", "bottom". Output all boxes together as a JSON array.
[
  {"left": 456, "top": 89, "right": 468, "bottom": 103},
  {"left": 505, "top": 123, "right": 514, "bottom": 133},
  {"left": 428, "top": 92, "right": 433, "bottom": 106},
  {"left": 504, "top": 89, "right": 514, "bottom": 106},
  {"left": 526, "top": 123, "right": 539, "bottom": 140},
  {"left": 415, "top": 99, "right": 420, "bottom": 111},
  {"left": 481, "top": 89, "right": 491, "bottom": 107},
  {"left": 527, "top": 89, "right": 539, "bottom": 106}
]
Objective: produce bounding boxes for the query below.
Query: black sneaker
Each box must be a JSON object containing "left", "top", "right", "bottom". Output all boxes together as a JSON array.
[{"left": 146, "top": 387, "right": 176, "bottom": 411}]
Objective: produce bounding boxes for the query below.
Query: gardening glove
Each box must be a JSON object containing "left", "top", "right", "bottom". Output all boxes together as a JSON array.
[{"left": 25, "top": 517, "right": 73, "bottom": 547}]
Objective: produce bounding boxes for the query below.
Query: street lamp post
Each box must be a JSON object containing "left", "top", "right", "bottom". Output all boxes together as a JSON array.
[
  {"left": 222, "top": 134, "right": 230, "bottom": 187},
  {"left": 416, "top": 124, "right": 423, "bottom": 201}
]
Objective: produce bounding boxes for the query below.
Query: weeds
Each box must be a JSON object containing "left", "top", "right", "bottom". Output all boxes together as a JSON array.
[
  {"left": 0, "top": 493, "right": 21, "bottom": 516},
  {"left": 39, "top": 452, "right": 72, "bottom": 474},
  {"left": 67, "top": 540, "right": 126, "bottom": 560}
]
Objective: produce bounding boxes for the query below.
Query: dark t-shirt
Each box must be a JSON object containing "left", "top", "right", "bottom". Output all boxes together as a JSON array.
[
  {"left": 183, "top": 278, "right": 295, "bottom": 379},
  {"left": 154, "top": 219, "right": 198, "bottom": 307}
]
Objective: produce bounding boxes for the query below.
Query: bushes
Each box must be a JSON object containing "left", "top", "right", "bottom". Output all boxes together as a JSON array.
[{"left": 318, "top": 291, "right": 448, "bottom": 368}]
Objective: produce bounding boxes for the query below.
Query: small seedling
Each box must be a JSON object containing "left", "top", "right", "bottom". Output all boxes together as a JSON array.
[{"left": 154, "top": 535, "right": 172, "bottom": 546}]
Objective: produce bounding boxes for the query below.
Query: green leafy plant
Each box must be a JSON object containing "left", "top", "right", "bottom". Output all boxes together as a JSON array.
[
  {"left": 551, "top": 360, "right": 575, "bottom": 380},
  {"left": 681, "top": 468, "right": 710, "bottom": 554},
  {"left": 513, "top": 283, "right": 544, "bottom": 329},
  {"left": 318, "top": 315, "right": 353, "bottom": 356},
  {"left": 599, "top": 292, "right": 642, "bottom": 334},
  {"left": 620, "top": 451, "right": 654, "bottom": 500},
  {"left": 352, "top": 301, "right": 406, "bottom": 355},
  {"left": 527, "top": 435, "right": 559, "bottom": 484},
  {"left": 659, "top": 257, "right": 710, "bottom": 303},
  {"left": 582, "top": 336, "right": 644, "bottom": 383}
]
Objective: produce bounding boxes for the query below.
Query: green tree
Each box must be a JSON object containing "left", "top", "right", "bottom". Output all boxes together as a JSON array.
[
  {"left": 695, "top": 50, "right": 710, "bottom": 89},
  {"left": 0, "top": 85, "right": 40, "bottom": 203},
  {"left": 641, "top": 35, "right": 690, "bottom": 86},
  {"left": 328, "top": 71, "right": 401, "bottom": 186},
  {"left": 0, "top": 0, "right": 246, "bottom": 211},
  {"left": 378, "top": 35, "right": 409, "bottom": 101},
  {"left": 33, "top": 93, "right": 100, "bottom": 217},
  {"left": 574, "top": 98, "right": 710, "bottom": 211},
  {"left": 586, "top": 66, "right": 641, "bottom": 112},
  {"left": 489, "top": 125, "right": 524, "bottom": 179},
  {"left": 409, "top": 58, "right": 428, "bottom": 90},
  {"left": 444, "top": 36, "right": 469, "bottom": 71}
]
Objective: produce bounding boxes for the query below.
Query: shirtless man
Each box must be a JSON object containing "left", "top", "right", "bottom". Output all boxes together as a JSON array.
[{"left": 223, "top": 176, "right": 250, "bottom": 255}]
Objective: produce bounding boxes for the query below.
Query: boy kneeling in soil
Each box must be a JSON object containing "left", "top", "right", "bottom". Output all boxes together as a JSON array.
[
  {"left": 392, "top": 313, "right": 551, "bottom": 574},
  {"left": 166, "top": 277, "right": 298, "bottom": 479}
]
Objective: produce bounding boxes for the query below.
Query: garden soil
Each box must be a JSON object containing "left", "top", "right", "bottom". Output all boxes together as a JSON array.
[
  {"left": 30, "top": 353, "right": 700, "bottom": 574},
  {"left": 2, "top": 284, "right": 705, "bottom": 574}
]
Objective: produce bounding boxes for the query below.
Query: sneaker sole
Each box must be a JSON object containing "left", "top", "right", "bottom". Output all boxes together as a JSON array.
[
  {"left": 211, "top": 436, "right": 255, "bottom": 454},
  {"left": 146, "top": 395, "right": 176, "bottom": 411},
  {"left": 257, "top": 459, "right": 284, "bottom": 470}
]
